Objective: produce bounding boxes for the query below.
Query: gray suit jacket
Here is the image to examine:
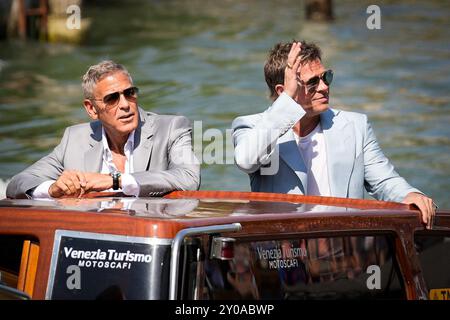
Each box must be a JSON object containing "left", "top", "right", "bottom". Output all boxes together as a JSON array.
[
  {"left": 6, "top": 108, "right": 200, "bottom": 199},
  {"left": 232, "top": 93, "right": 420, "bottom": 202}
]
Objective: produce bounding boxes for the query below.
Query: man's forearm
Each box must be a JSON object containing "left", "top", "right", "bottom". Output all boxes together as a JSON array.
[
  {"left": 132, "top": 166, "right": 200, "bottom": 197},
  {"left": 31, "top": 180, "right": 55, "bottom": 199}
]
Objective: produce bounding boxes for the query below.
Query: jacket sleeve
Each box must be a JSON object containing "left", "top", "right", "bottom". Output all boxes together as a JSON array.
[
  {"left": 6, "top": 128, "right": 69, "bottom": 199},
  {"left": 131, "top": 116, "right": 200, "bottom": 197},
  {"left": 231, "top": 93, "right": 305, "bottom": 174},
  {"left": 363, "top": 116, "right": 422, "bottom": 202}
]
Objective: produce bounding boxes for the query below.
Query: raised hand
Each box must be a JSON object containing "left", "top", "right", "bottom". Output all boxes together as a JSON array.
[{"left": 283, "top": 42, "right": 303, "bottom": 98}]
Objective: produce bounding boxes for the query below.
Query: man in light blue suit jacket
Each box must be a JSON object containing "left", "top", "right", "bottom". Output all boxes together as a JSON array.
[{"left": 232, "top": 40, "right": 435, "bottom": 228}]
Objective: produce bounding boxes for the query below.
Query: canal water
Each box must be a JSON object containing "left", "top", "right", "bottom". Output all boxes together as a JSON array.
[{"left": 0, "top": 0, "right": 449, "bottom": 207}]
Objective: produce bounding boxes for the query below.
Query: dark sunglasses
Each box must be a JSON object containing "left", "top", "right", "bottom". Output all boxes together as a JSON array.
[
  {"left": 301, "top": 70, "right": 333, "bottom": 93},
  {"left": 92, "top": 86, "right": 139, "bottom": 108}
]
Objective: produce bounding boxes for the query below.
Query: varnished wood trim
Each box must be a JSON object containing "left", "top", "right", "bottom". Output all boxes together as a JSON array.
[
  {"left": 67, "top": 191, "right": 125, "bottom": 199},
  {"left": 17, "top": 240, "right": 30, "bottom": 291},
  {"left": 0, "top": 270, "right": 18, "bottom": 289},
  {"left": 394, "top": 236, "right": 416, "bottom": 299},
  {"left": 165, "top": 190, "right": 412, "bottom": 210},
  {"left": 17, "top": 241, "right": 39, "bottom": 297},
  {"left": 26, "top": 242, "right": 39, "bottom": 297}
]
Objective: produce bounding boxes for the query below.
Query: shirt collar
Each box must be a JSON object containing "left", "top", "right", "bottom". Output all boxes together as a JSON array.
[
  {"left": 101, "top": 127, "right": 135, "bottom": 153},
  {"left": 293, "top": 122, "right": 321, "bottom": 144}
]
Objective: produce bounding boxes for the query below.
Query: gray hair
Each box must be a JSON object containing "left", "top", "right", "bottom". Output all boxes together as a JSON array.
[{"left": 82, "top": 60, "right": 132, "bottom": 99}]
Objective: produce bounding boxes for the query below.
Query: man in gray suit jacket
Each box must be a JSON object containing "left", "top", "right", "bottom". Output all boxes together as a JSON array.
[
  {"left": 7, "top": 60, "right": 199, "bottom": 199},
  {"left": 232, "top": 40, "right": 435, "bottom": 228}
]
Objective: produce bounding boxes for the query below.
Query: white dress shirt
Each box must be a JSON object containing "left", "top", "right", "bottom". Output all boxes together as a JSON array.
[{"left": 32, "top": 128, "right": 139, "bottom": 198}]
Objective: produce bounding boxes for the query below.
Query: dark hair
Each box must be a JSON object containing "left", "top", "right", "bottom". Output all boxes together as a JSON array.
[{"left": 264, "top": 40, "right": 322, "bottom": 100}]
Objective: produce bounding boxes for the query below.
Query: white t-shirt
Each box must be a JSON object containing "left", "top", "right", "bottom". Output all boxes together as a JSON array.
[{"left": 293, "top": 123, "right": 331, "bottom": 197}]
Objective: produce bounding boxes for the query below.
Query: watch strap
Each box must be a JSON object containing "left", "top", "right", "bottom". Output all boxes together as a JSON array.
[{"left": 111, "top": 172, "right": 121, "bottom": 190}]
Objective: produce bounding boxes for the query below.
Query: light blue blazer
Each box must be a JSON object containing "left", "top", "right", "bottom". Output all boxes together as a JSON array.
[{"left": 232, "top": 93, "right": 420, "bottom": 202}]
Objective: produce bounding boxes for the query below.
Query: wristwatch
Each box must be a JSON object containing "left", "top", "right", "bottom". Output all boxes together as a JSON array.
[{"left": 111, "top": 172, "right": 121, "bottom": 190}]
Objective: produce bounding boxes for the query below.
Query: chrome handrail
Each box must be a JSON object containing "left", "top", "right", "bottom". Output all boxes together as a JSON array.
[{"left": 169, "top": 223, "right": 242, "bottom": 300}]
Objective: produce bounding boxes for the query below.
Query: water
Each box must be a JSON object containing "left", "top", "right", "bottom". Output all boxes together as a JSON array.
[{"left": 0, "top": 0, "right": 449, "bottom": 207}]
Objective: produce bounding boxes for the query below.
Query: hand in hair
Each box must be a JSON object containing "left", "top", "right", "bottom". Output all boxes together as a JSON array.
[{"left": 283, "top": 42, "right": 303, "bottom": 98}]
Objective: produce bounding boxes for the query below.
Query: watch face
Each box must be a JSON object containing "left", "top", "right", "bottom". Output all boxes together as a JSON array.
[{"left": 112, "top": 172, "right": 121, "bottom": 179}]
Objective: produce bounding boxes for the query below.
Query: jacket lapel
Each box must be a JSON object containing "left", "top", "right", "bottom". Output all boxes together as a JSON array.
[
  {"left": 133, "top": 107, "right": 155, "bottom": 172},
  {"left": 84, "top": 121, "right": 103, "bottom": 172},
  {"left": 83, "top": 108, "right": 155, "bottom": 173},
  {"left": 321, "top": 109, "right": 355, "bottom": 198},
  {"left": 278, "top": 130, "right": 308, "bottom": 194}
]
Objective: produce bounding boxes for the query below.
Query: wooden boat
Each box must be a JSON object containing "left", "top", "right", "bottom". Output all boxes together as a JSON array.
[{"left": 0, "top": 190, "right": 449, "bottom": 300}]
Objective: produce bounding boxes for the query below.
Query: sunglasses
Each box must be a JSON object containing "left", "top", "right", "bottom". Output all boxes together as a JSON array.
[
  {"left": 91, "top": 86, "right": 139, "bottom": 109},
  {"left": 300, "top": 70, "right": 333, "bottom": 93}
]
